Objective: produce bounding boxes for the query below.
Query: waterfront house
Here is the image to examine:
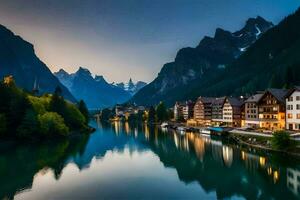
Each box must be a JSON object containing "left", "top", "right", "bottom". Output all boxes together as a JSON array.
[
  {"left": 193, "top": 97, "right": 215, "bottom": 126},
  {"left": 244, "top": 93, "right": 264, "bottom": 128},
  {"left": 183, "top": 100, "right": 195, "bottom": 120},
  {"left": 258, "top": 89, "right": 287, "bottom": 131},
  {"left": 222, "top": 97, "right": 243, "bottom": 127},
  {"left": 285, "top": 86, "right": 300, "bottom": 131},
  {"left": 211, "top": 97, "right": 226, "bottom": 126},
  {"left": 174, "top": 101, "right": 185, "bottom": 121}
]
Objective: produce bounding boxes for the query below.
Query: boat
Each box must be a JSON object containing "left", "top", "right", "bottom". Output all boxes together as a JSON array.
[
  {"left": 160, "top": 122, "right": 168, "bottom": 128},
  {"left": 176, "top": 126, "right": 186, "bottom": 135}
]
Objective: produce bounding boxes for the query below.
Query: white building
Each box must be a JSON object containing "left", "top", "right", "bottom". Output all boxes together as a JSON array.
[{"left": 286, "top": 86, "right": 300, "bottom": 131}]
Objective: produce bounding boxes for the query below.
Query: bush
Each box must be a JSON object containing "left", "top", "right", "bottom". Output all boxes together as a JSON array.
[
  {"left": 0, "top": 114, "right": 7, "bottom": 136},
  {"left": 271, "top": 131, "right": 295, "bottom": 150},
  {"left": 64, "top": 103, "right": 86, "bottom": 130},
  {"left": 17, "top": 109, "right": 40, "bottom": 138},
  {"left": 39, "top": 112, "right": 69, "bottom": 137},
  {"left": 28, "top": 96, "right": 50, "bottom": 114}
]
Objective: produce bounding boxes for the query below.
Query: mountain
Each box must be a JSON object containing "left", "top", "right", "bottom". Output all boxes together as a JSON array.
[
  {"left": 113, "top": 78, "right": 147, "bottom": 95},
  {"left": 55, "top": 68, "right": 131, "bottom": 109},
  {"left": 130, "top": 16, "right": 275, "bottom": 106},
  {"left": 0, "top": 24, "right": 75, "bottom": 102}
]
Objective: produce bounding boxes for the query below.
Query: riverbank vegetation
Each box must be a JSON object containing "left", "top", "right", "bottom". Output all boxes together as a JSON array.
[
  {"left": 0, "top": 76, "right": 91, "bottom": 140},
  {"left": 99, "top": 101, "right": 173, "bottom": 124},
  {"left": 231, "top": 131, "right": 300, "bottom": 156}
]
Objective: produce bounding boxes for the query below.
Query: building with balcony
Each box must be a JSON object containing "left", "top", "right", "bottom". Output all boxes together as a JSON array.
[
  {"left": 174, "top": 101, "right": 185, "bottom": 121},
  {"left": 222, "top": 97, "right": 243, "bottom": 127},
  {"left": 211, "top": 97, "right": 226, "bottom": 126},
  {"left": 285, "top": 86, "right": 300, "bottom": 131},
  {"left": 193, "top": 97, "right": 215, "bottom": 126},
  {"left": 182, "top": 100, "right": 195, "bottom": 120},
  {"left": 244, "top": 93, "right": 264, "bottom": 128},
  {"left": 258, "top": 89, "right": 287, "bottom": 131}
]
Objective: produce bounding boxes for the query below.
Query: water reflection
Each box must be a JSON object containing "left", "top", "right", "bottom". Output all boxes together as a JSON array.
[{"left": 0, "top": 120, "right": 300, "bottom": 199}]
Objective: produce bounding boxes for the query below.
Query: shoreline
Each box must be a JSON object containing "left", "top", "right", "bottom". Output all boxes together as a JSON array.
[{"left": 163, "top": 121, "right": 300, "bottom": 157}]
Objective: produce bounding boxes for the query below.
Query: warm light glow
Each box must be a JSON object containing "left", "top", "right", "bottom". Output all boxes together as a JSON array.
[
  {"left": 273, "top": 170, "right": 279, "bottom": 183},
  {"left": 241, "top": 151, "right": 246, "bottom": 160},
  {"left": 259, "top": 157, "right": 266, "bottom": 167},
  {"left": 267, "top": 167, "right": 272, "bottom": 175}
]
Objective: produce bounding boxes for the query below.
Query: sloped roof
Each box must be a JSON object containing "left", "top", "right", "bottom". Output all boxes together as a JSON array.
[
  {"left": 266, "top": 88, "right": 288, "bottom": 104},
  {"left": 226, "top": 97, "right": 243, "bottom": 107},
  {"left": 245, "top": 93, "right": 264, "bottom": 103},
  {"left": 196, "top": 97, "right": 215, "bottom": 104},
  {"left": 212, "top": 97, "right": 226, "bottom": 105},
  {"left": 285, "top": 86, "right": 300, "bottom": 98}
]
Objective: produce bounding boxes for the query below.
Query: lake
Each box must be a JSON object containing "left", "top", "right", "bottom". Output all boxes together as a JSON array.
[{"left": 1, "top": 120, "right": 300, "bottom": 199}]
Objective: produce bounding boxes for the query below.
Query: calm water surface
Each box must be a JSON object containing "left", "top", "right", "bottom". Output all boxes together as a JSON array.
[{"left": 1, "top": 120, "right": 300, "bottom": 199}]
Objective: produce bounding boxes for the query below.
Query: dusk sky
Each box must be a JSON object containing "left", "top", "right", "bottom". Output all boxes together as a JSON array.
[{"left": 0, "top": 0, "right": 299, "bottom": 83}]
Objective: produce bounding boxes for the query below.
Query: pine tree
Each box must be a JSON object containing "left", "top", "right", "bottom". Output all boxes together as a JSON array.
[
  {"left": 148, "top": 106, "right": 156, "bottom": 123},
  {"left": 17, "top": 109, "right": 39, "bottom": 138},
  {"left": 78, "top": 100, "right": 89, "bottom": 124}
]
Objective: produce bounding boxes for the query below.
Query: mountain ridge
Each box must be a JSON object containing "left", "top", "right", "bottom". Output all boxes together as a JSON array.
[
  {"left": 0, "top": 24, "right": 76, "bottom": 102},
  {"left": 55, "top": 67, "right": 145, "bottom": 109},
  {"left": 130, "top": 16, "right": 274, "bottom": 106}
]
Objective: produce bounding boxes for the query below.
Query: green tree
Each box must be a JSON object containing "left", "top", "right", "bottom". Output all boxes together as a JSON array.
[
  {"left": 0, "top": 114, "right": 7, "bottom": 136},
  {"left": 156, "top": 102, "right": 168, "bottom": 122},
  {"left": 39, "top": 112, "right": 69, "bottom": 137},
  {"left": 148, "top": 106, "right": 156, "bottom": 123},
  {"left": 271, "top": 131, "right": 295, "bottom": 150},
  {"left": 64, "top": 103, "right": 86, "bottom": 130},
  {"left": 78, "top": 100, "right": 89, "bottom": 124},
  {"left": 17, "top": 109, "right": 40, "bottom": 138},
  {"left": 50, "top": 86, "right": 66, "bottom": 116},
  {"left": 101, "top": 108, "right": 113, "bottom": 122}
]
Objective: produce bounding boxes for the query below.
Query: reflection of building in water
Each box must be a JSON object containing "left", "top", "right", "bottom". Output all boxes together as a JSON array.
[
  {"left": 134, "top": 128, "right": 138, "bottom": 138},
  {"left": 114, "top": 121, "right": 121, "bottom": 135},
  {"left": 240, "top": 151, "right": 259, "bottom": 172},
  {"left": 144, "top": 124, "right": 150, "bottom": 140},
  {"left": 124, "top": 122, "right": 130, "bottom": 134},
  {"left": 193, "top": 135, "right": 206, "bottom": 161},
  {"left": 222, "top": 146, "right": 233, "bottom": 167},
  {"left": 287, "top": 168, "right": 300, "bottom": 196},
  {"left": 241, "top": 151, "right": 280, "bottom": 183},
  {"left": 211, "top": 140, "right": 223, "bottom": 164}
]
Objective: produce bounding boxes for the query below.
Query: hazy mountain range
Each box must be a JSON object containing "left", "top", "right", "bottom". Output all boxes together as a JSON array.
[
  {"left": 0, "top": 22, "right": 146, "bottom": 109},
  {"left": 55, "top": 68, "right": 146, "bottom": 109}
]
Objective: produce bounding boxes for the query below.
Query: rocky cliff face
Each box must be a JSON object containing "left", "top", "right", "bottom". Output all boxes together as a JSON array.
[
  {"left": 130, "top": 16, "right": 273, "bottom": 106},
  {"left": 55, "top": 67, "right": 132, "bottom": 109},
  {"left": 0, "top": 25, "right": 75, "bottom": 101}
]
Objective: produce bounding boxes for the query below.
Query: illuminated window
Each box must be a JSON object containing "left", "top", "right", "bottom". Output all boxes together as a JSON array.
[
  {"left": 288, "top": 114, "right": 293, "bottom": 119},
  {"left": 297, "top": 114, "right": 300, "bottom": 119}
]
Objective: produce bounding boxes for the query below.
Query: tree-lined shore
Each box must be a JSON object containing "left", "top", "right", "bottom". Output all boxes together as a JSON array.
[{"left": 0, "top": 76, "right": 92, "bottom": 140}]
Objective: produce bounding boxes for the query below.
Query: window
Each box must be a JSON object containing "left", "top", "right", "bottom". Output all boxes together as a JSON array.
[
  {"left": 297, "top": 104, "right": 300, "bottom": 110},
  {"left": 288, "top": 96, "right": 293, "bottom": 102},
  {"left": 288, "top": 114, "right": 293, "bottom": 119},
  {"left": 297, "top": 96, "right": 300, "bottom": 101},
  {"left": 297, "top": 114, "right": 300, "bottom": 119}
]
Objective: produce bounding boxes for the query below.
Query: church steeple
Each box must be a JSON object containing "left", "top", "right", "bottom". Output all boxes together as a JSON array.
[{"left": 32, "top": 77, "right": 39, "bottom": 95}]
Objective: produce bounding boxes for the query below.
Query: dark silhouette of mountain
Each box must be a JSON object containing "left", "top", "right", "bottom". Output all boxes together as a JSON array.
[
  {"left": 55, "top": 67, "right": 131, "bottom": 109},
  {"left": 113, "top": 78, "right": 147, "bottom": 95},
  {"left": 0, "top": 25, "right": 75, "bottom": 101},
  {"left": 130, "top": 16, "right": 274, "bottom": 106}
]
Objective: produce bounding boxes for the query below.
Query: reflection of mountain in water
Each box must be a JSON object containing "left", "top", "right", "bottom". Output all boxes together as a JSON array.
[
  {"left": 70, "top": 122, "right": 147, "bottom": 170},
  {"left": 0, "top": 135, "right": 90, "bottom": 199},
  {"left": 1, "top": 121, "right": 300, "bottom": 200},
  {"left": 110, "top": 123, "right": 300, "bottom": 200}
]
